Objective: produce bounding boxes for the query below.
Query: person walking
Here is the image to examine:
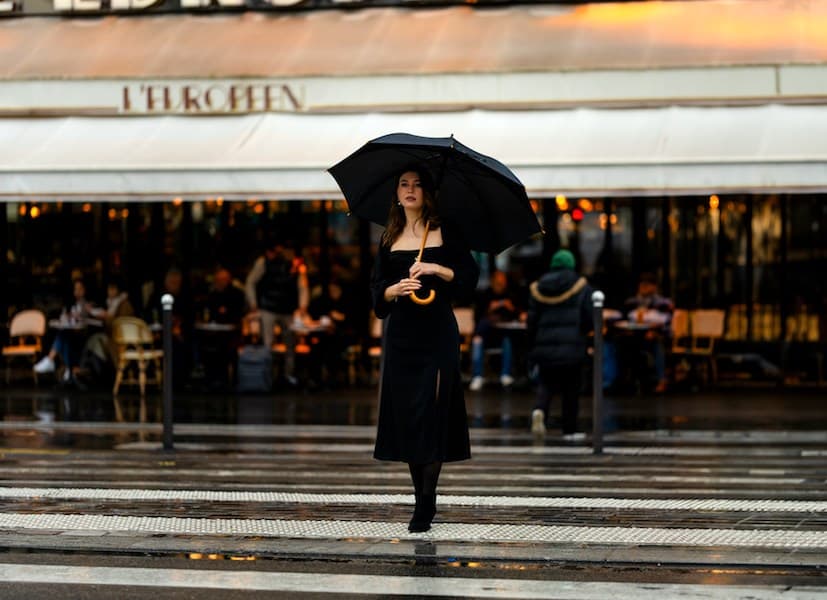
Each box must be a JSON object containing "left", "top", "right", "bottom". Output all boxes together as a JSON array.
[
  {"left": 526, "top": 249, "right": 594, "bottom": 439},
  {"left": 371, "top": 165, "right": 478, "bottom": 533}
]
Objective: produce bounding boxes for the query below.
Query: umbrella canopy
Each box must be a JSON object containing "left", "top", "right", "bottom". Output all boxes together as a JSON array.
[{"left": 328, "top": 133, "right": 542, "bottom": 254}]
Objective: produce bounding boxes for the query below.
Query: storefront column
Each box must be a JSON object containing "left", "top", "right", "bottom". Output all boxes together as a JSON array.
[
  {"left": 745, "top": 196, "right": 755, "bottom": 340},
  {"left": 319, "top": 200, "right": 331, "bottom": 298},
  {"left": 661, "top": 197, "right": 672, "bottom": 298},
  {"left": 0, "top": 203, "right": 8, "bottom": 322},
  {"left": 779, "top": 194, "right": 789, "bottom": 339},
  {"left": 632, "top": 201, "right": 647, "bottom": 278},
  {"left": 541, "top": 198, "right": 559, "bottom": 268},
  {"left": 357, "top": 219, "right": 372, "bottom": 342}
]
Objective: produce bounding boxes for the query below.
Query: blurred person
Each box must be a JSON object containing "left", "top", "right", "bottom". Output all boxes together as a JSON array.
[
  {"left": 623, "top": 272, "right": 673, "bottom": 393},
  {"left": 200, "top": 267, "right": 246, "bottom": 389},
  {"left": 77, "top": 277, "right": 135, "bottom": 386},
  {"left": 245, "top": 235, "right": 309, "bottom": 386},
  {"left": 468, "top": 270, "right": 523, "bottom": 391},
  {"left": 307, "top": 279, "right": 357, "bottom": 387},
  {"left": 34, "top": 278, "right": 94, "bottom": 382},
  {"left": 526, "top": 250, "right": 594, "bottom": 439},
  {"left": 144, "top": 267, "right": 194, "bottom": 388}
]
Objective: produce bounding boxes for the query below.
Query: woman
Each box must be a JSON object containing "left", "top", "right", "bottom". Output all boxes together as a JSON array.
[{"left": 371, "top": 166, "right": 479, "bottom": 533}]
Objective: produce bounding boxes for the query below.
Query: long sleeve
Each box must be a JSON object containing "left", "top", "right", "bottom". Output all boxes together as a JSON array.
[
  {"left": 244, "top": 257, "right": 266, "bottom": 309},
  {"left": 370, "top": 244, "right": 395, "bottom": 319}
]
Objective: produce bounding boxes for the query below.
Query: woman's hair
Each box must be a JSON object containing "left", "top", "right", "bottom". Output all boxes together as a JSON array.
[{"left": 381, "top": 166, "right": 440, "bottom": 247}]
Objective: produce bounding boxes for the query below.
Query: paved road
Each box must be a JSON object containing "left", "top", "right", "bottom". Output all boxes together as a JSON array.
[{"left": 0, "top": 422, "right": 825, "bottom": 598}]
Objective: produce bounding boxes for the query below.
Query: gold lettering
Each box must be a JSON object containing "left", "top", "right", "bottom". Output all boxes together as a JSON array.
[
  {"left": 204, "top": 86, "right": 226, "bottom": 111},
  {"left": 145, "top": 85, "right": 170, "bottom": 111},
  {"left": 122, "top": 86, "right": 132, "bottom": 111},
  {"left": 281, "top": 84, "right": 304, "bottom": 111},
  {"left": 182, "top": 86, "right": 202, "bottom": 111},
  {"left": 228, "top": 85, "right": 244, "bottom": 112}
]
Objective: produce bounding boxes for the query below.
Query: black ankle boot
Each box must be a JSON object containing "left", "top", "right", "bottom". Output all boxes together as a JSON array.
[{"left": 409, "top": 493, "right": 435, "bottom": 533}]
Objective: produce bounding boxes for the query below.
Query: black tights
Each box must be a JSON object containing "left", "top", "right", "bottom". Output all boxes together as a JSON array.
[{"left": 408, "top": 461, "right": 442, "bottom": 496}]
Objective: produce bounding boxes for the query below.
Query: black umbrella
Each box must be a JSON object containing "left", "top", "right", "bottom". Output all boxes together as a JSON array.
[{"left": 328, "top": 132, "right": 542, "bottom": 255}]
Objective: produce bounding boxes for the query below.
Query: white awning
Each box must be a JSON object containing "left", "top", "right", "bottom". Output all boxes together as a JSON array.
[{"left": 3, "top": 104, "right": 827, "bottom": 200}]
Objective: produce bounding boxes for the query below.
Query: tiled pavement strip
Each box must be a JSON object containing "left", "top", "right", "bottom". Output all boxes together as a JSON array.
[{"left": 0, "top": 424, "right": 826, "bottom": 598}]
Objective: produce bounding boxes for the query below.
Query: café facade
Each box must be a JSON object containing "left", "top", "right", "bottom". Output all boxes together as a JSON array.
[{"left": 2, "top": 0, "right": 827, "bottom": 383}]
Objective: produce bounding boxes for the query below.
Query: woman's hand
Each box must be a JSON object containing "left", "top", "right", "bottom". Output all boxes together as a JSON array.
[
  {"left": 409, "top": 261, "right": 444, "bottom": 280},
  {"left": 385, "top": 278, "right": 421, "bottom": 301}
]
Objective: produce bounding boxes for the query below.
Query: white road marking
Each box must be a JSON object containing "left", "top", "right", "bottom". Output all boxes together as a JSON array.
[
  {"left": 0, "top": 513, "right": 825, "bottom": 548},
  {"left": 0, "top": 487, "right": 825, "bottom": 512},
  {"left": 0, "top": 564, "right": 824, "bottom": 599}
]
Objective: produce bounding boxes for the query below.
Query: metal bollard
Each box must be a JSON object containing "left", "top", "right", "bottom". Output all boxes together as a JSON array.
[
  {"left": 161, "top": 293, "right": 174, "bottom": 451},
  {"left": 591, "top": 290, "right": 605, "bottom": 455}
]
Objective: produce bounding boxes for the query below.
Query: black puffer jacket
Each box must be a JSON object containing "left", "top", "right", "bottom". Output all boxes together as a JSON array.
[{"left": 527, "top": 268, "right": 594, "bottom": 367}]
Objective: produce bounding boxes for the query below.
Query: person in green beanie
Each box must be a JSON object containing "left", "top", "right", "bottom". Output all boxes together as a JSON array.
[{"left": 526, "top": 249, "right": 594, "bottom": 439}]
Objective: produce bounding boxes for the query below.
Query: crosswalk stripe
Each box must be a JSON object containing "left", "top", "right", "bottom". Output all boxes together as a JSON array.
[
  {"left": 1, "top": 564, "right": 824, "bottom": 599},
  {"left": 1, "top": 513, "right": 825, "bottom": 548},
  {"left": 1, "top": 487, "right": 825, "bottom": 512}
]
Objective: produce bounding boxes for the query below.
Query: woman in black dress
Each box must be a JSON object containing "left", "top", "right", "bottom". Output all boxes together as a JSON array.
[{"left": 371, "top": 166, "right": 479, "bottom": 533}]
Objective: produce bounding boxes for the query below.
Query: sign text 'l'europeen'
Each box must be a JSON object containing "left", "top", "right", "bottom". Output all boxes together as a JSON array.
[{"left": 121, "top": 82, "right": 304, "bottom": 114}]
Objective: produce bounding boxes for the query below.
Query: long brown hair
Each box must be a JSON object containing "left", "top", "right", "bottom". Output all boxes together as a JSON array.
[{"left": 381, "top": 166, "right": 440, "bottom": 247}]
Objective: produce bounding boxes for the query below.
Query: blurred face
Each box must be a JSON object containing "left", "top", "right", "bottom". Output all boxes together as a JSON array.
[
  {"left": 165, "top": 272, "right": 182, "bottom": 295},
  {"left": 73, "top": 281, "right": 86, "bottom": 301},
  {"left": 107, "top": 284, "right": 119, "bottom": 299},
  {"left": 397, "top": 171, "right": 424, "bottom": 212},
  {"left": 214, "top": 269, "right": 231, "bottom": 291},
  {"left": 639, "top": 281, "right": 657, "bottom": 297},
  {"left": 491, "top": 272, "right": 508, "bottom": 294}
]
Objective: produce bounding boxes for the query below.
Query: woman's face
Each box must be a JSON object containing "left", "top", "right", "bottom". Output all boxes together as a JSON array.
[
  {"left": 73, "top": 281, "right": 85, "bottom": 301},
  {"left": 397, "top": 171, "right": 424, "bottom": 212}
]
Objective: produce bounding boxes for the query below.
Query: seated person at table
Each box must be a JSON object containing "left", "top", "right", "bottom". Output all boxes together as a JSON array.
[
  {"left": 200, "top": 268, "right": 247, "bottom": 388},
  {"left": 469, "top": 270, "right": 523, "bottom": 391},
  {"left": 144, "top": 267, "right": 194, "bottom": 388},
  {"left": 77, "top": 278, "right": 136, "bottom": 384},
  {"left": 307, "top": 279, "right": 356, "bottom": 387},
  {"left": 34, "top": 278, "right": 94, "bottom": 381},
  {"left": 622, "top": 272, "right": 674, "bottom": 393}
]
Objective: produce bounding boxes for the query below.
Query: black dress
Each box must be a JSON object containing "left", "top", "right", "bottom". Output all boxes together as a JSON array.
[{"left": 370, "top": 230, "right": 479, "bottom": 464}]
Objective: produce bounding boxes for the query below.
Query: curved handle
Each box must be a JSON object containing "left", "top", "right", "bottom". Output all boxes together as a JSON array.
[
  {"left": 408, "top": 220, "right": 437, "bottom": 306},
  {"left": 409, "top": 289, "right": 436, "bottom": 305}
]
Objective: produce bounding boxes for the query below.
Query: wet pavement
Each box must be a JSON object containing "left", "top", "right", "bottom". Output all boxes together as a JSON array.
[{"left": 0, "top": 383, "right": 825, "bottom": 598}]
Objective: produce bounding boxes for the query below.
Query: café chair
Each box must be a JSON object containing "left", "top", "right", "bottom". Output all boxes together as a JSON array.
[
  {"left": 112, "top": 316, "right": 163, "bottom": 399},
  {"left": 687, "top": 309, "right": 726, "bottom": 384},
  {"left": 3, "top": 309, "right": 46, "bottom": 385}
]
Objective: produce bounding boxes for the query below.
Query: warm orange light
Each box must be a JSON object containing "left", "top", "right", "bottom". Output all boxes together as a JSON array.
[
  {"left": 216, "top": 197, "right": 224, "bottom": 207},
  {"left": 108, "top": 208, "right": 117, "bottom": 220},
  {"left": 18, "top": 205, "right": 26, "bottom": 217},
  {"left": 529, "top": 200, "right": 539, "bottom": 213},
  {"left": 709, "top": 194, "right": 720, "bottom": 210},
  {"left": 551, "top": 3, "right": 827, "bottom": 52},
  {"left": 555, "top": 194, "right": 568, "bottom": 211},
  {"left": 82, "top": 203, "right": 92, "bottom": 213},
  {"left": 29, "top": 206, "right": 40, "bottom": 219},
  {"left": 253, "top": 203, "right": 265, "bottom": 214},
  {"left": 578, "top": 198, "right": 593, "bottom": 212},
  {"left": 172, "top": 197, "right": 183, "bottom": 207},
  {"left": 121, "top": 209, "right": 129, "bottom": 219}
]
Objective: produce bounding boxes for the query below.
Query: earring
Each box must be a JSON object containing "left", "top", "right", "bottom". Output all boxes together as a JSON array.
[{"left": 397, "top": 201, "right": 402, "bottom": 206}]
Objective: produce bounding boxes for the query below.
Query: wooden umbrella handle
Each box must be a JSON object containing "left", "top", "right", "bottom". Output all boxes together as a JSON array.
[{"left": 409, "top": 221, "right": 436, "bottom": 306}]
